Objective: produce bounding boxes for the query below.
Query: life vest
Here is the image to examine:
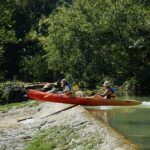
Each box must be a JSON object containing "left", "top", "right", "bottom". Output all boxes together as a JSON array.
[
  {"left": 107, "top": 87, "right": 115, "bottom": 99},
  {"left": 73, "top": 85, "right": 79, "bottom": 91},
  {"left": 109, "top": 87, "right": 115, "bottom": 94},
  {"left": 65, "top": 82, "right": 72, "bottom": 91}
]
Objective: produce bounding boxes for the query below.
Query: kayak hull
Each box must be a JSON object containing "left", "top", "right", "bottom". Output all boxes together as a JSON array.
[{"left": 27, "top": 89, "right": 141, "bottom": 106}]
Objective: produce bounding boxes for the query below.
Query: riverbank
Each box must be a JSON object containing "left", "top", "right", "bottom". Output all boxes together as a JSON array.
[{"left": 0, "top": 101, "right": 139, "bottom": 150}]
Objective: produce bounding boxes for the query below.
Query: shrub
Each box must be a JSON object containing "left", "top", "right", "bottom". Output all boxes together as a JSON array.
[{"left": 0, "top": 81, "right": 27, "bottom": 104}]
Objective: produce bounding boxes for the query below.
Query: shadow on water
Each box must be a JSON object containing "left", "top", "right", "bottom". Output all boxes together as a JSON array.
[{"left": 86, "top": 93, "right": 150, "bottom": 150}]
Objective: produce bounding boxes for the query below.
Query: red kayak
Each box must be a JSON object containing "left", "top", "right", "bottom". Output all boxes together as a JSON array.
[{"left": 27, "top": 89, "right": 141, "bottom": 106}]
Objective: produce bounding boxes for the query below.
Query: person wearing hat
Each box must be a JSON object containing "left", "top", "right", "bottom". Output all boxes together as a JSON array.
[
  {"left": 60, "top": 79, "right": 72, "bottom": 94},
  {"left": 47, "top": 82, "right": 61, "bottom": 93},
  {"left": 100, "top": 81, "right": 114, "bottom": 99},
  {"left": 43, "top": 80, "right": 62, "bottom": 93},
  {"left": 42, "top": 83, "right": 54, "bottom": 92}
]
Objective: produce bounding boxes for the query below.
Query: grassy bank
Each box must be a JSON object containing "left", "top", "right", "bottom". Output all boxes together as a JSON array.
[{"left": 0, "top": 100, "right": 40, "bottom": 112}]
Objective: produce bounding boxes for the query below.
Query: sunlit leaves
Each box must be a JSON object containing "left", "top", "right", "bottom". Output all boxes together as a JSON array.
[{"left": 39, "top": 0, "right": 149, "bottom": 90}]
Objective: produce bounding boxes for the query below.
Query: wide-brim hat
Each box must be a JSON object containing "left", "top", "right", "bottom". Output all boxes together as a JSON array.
[{"left": 103, "top": 81, "right": 110, "bottom": 87}]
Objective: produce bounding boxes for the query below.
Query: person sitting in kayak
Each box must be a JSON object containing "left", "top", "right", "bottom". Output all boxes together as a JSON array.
[
  {"left": 48, "top": 80, "right": 62, "bottom": 93},
  {"left": 99, "top": 81, "right": 115, "bottom": 99},
  {"left": 86, "top": 81, "right": 115, "bottom": 100},
  {"left": 72, "top": 82, "right": 84, "bottom": 97},
  {"left": 60, "top": 79, "right": 72, "bottom": 95},
  {"left": 43, "top": 80, "right": 62, "bottom": 93},
  {"left": 60, "top": 80, "right": 84, "bottom": 97}
]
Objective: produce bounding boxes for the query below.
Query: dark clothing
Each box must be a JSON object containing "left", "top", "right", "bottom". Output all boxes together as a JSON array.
[{"left": 106, "top": 87, "right": 114, "bottom": 99}]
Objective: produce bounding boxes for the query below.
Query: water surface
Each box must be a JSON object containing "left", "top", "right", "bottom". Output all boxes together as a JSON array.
[{"left": 87, "top": 93, "right": 150, "bottom": 150}]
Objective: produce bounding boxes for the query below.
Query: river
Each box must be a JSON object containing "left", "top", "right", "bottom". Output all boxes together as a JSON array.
[{"left": 87, "top": 92, "right": 150, "bottom": 150}]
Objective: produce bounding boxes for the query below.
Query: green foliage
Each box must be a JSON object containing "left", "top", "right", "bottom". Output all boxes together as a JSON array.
[
  {"left": 0, "top": 0, "right": 64, "bottom": 81},
  {"left": 20, "top": 54, "right": 49, "bottom": 81},
  {"left": 40, "top": 0, "right": 112, "bottom": 83},
  {"left": 40, "top": 0, "right": 149, "bottom": 92},
  {"left": 0, "top": 81, "right": 27, "bottom": 104},
  {"left": 0, "top": 0, "right": 17, "bottom": 79},
  {"left": 0, "top": 1, "right": 17, "bottom": 45},
  {"left": 0, "top": 100, "right": 39, "bottom": 112},
  {"left": 0, "top": 0, "right": 149, "bottom": 94}
]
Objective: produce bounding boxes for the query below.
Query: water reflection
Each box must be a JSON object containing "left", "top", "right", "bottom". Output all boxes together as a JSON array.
[{"left": 86, "top": 93, "right": 150, "bottom": 150}]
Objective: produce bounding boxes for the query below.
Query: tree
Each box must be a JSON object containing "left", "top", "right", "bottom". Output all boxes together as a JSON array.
[
  {"left": 39, "top": 0, "right": 149, "bottom": 92},
  {"left": 0, "top": 0, "right": 17, "bottom": 80}
]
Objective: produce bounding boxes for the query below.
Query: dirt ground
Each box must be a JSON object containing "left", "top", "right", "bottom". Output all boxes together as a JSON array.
[{"left": 0, "top": 102, "right": 139, "bottom": 150}]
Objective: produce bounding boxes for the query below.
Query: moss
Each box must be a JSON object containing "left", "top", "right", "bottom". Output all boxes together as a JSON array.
[{"left": 26, "top": 125, "right": 102, "bottom": 150}]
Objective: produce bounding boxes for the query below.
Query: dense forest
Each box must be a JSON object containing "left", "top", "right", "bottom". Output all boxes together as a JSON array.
[{"left": 0, "top": 0, "right": 149, "bottom": 94}]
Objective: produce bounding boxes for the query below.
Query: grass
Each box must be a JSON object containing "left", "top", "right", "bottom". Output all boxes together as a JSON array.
[
  {"left": 0, "top": 100, "right": 40, "bottom": 112},
  {"left": 25, "top": 125, "right": 102, "bottom": 150},
  {"left": 26, "top": 125, "right": 79, "bottom": 150}
]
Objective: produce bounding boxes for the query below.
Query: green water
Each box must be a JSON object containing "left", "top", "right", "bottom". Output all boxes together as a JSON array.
[
  {"left": 108, "top": 106, "right": 150, "bottom": 149},
  {"left": 108, "top": 94, "right": 150, "bottom": 150},
  {"left": 88, "top": 93, "right": 150, "bottom": 150}
]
